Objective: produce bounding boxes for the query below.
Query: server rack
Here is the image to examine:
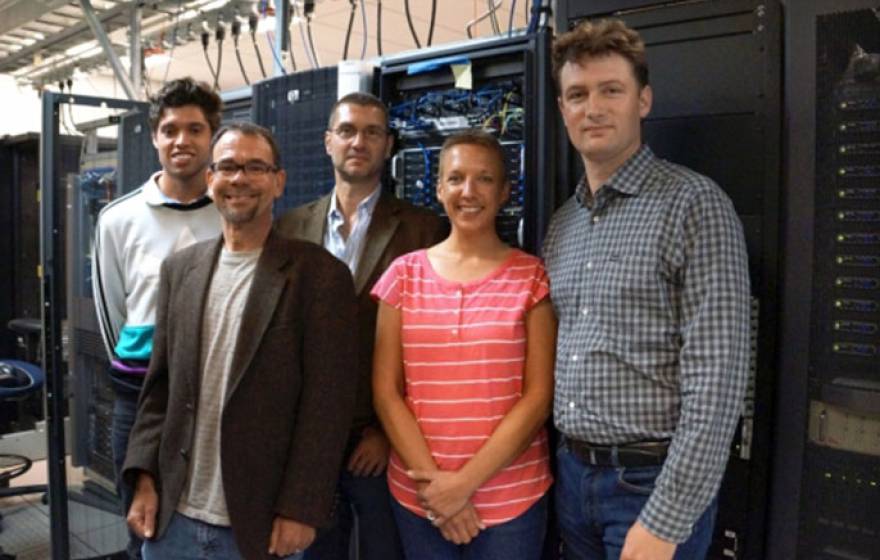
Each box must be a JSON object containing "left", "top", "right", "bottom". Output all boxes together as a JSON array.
[
  {"left": 771, "top": 2, "right": 880, "bottom": 558},
  {"left": 379, "top": 28, "right": 558, "bottom": 253},
  {"left": 221, "top": 86, "right": 254, "bottom": 124},
  {"left": 41, "top": 92, "right": 151, "bottom": 559},
  {"left": 117, "top": 109, "right": 160, "bottom": 195},
  {"left": 252, "top": 67, "right": 341, "bottom": 214},
  {"left": 68, "top": 108, "right": 155, "bottom": 496},
  {"left": 0, "top": 134, "right": 81, "bottom": 358},
  {"left": 66, "top": 167, "right": 114, "bottom": 483},
  {"left": 555, "top": 2, "right": 782, "bottom": 558}
]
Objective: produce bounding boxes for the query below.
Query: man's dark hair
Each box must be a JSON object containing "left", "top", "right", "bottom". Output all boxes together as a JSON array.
[
  {"left": 211, "top": 122, "right": 282, "bottom": 168},
  {"left": 149, "top": 78, "right": 223, "bottom": 134},
  {"left": 552, "top": 19, "right": 649, "bottom": 90},
  {"left": 327, "top": 92, "right": 390, "bottom": 129},
  {"left": 438, "top": 129, "right": 509, "bottom": 184}
]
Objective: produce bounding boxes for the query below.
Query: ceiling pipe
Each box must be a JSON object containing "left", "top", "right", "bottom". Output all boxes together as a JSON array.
[{"left": 79, "top": 0, "right": 140, "bottom": 99}]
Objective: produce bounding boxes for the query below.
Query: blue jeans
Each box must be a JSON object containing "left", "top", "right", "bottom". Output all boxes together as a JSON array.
[
  {"left": 391, "top": 494, "right": 548, "bottom": 560},
  {"left": 142, "top": 511, "right": 303, "bottom": 560},
  {"left": 303, "top": 468, "right": 402, "bottom": 560},
  {"left": 555, "top": 445, "right": 717, "bottom": 560},
  {"left": 112, "top": 386, "right": 142, "bottom": 559}
]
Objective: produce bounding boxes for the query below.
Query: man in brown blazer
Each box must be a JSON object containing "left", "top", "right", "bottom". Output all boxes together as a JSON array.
[
  {"left": 276, "top": 92, "right": 445, "bottom": 560},
  {"left": 124, "top": 122, "right": 357, "bottom": 559}
]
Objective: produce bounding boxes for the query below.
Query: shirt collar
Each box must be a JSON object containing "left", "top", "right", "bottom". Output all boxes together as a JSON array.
[
  {"left": 327, "top": 184, "right": 382, "bottom": 225},
  {"left": 144, "top": 172, "right": 212, "bottom": 208},
  {"left": 575, "top": 144, "right": 656, "bottom": 207}
]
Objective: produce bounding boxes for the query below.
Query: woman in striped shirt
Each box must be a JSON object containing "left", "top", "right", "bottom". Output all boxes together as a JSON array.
[{"left": 372, "top": 130, "right": 557, "bottom": 559}]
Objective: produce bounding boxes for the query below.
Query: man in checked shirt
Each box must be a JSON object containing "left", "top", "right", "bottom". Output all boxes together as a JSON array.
[{"left": 543, "top": 19, "right": 751, "bottom": 560}]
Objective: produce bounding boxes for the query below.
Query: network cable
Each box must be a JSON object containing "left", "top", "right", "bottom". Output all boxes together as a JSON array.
[
  {"left": 358, "top": 0, "right": 368, "bottom": 59},
  {"left": 249, "top": 12, "right": 268, "bottom": 78},
  {"left": 487, "top": 0, "right": 501, "bottom": 35},
  {"left": 342, "top": 0, "right": 356, "bottom": 60},
  {"left": 508, "top": 0, "right": 517, "bottom": 36},
  {"left": 427, "top": 0, "right": 436, "bottom": 46},
  {"left": 231, "top": 17, "right": 250, "bottom": 85},
  {"left": 213, "top": 18, "right": 226, "bottom": 91},
  {"left": 201, "top": 22, "right": 218, "bottom": 89},
  {"left": 404, "top": 0, "right": 421, "bottom": 48},
  {"left": 163, "top": 0, "right": 184, "bottom": 83},
  {"left": 376, "top": 0, "right": 383, "bottom": 55}
]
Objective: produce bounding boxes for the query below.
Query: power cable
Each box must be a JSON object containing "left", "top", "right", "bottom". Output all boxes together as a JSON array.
[
  {"left": 466, "top": 4, "right": 500, "bottom": 39},
  {"left": 281, "top": 0, "right": 298, "bottom": 72},
  {"left": 376, "top": 0, "right": 382, "bottom": 55},
  {"left": 296, "top": 3, "right": 317, "bottom": 68},
  {"left": 301, "top": 1, "right": 320, "bottom": 67},
  {"left": 342, "top": 0, "right": 356, "bottom": 60},
  {"left": 213, "top": 19, "right": 225, "bottom": 91},
  {"left": 294, "top": 3, "right": 318, "bottom": 68},
  {"left": 487, "top": 0, "right": 500, "bottom": 35},
  {"left": 248, "top": 13, "right": 267, "bottom": 79},
  {"left": 358, "top": 0, "right": 368, "bottom": 59},
  {"left": 426, "top": 0, "right": 437, "bottom": 46},
  {"left": 284, "top": 10, "right": 298, "bottom": 72},
  {"left": 297, "top": 17, "right": 315, "bottom": 67},
  {"left": 162, "top": 0, "right": 184, "bottom": 84},
  {"left": 231, "top": 17, "right": 250, "bottom": 85},
  {"left": 200, "top": 22, "right": 218, "bottom": 89},
  {"left": 527, "top": 0, "right": 541, "bottom": 34},
  {"left": 58, "top": 81, "right": 74, "bottom": 135},
  {"left": 403, "top": 0, "right": 421, "bottom": 48},
  {"left": 507, "top": 0, "right": 517, "bottom": 36}
]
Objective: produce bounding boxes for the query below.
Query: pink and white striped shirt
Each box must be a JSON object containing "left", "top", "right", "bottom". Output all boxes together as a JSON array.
[{"left": 371, "top": 249, "right": 552, "bottom": 526}]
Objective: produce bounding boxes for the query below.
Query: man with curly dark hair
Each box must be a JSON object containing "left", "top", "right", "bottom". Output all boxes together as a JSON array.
[{"left": 92, "top": 77, "right": 223, "bottom": 559}]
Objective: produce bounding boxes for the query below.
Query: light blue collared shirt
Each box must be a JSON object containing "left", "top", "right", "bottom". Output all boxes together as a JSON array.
[{"left": 323, "top": 186, "right": 382, "bottom": 275}]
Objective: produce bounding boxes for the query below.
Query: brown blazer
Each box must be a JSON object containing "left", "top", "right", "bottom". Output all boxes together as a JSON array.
[
  {"left": 275, "top": 191, "right": 446, "bottom": 435},
  {"left": 123, "top": 231, "right": 357, "bottom": 559}
]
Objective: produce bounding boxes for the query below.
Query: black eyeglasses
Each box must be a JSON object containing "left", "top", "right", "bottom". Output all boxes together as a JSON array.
[{"left": 210, "top": 160, "right": 279, "bottom": 177}]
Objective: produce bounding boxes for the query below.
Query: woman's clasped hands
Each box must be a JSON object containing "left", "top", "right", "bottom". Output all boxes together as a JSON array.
[{"left": 408, "top": 469, "right": 487, "bottom": 545}]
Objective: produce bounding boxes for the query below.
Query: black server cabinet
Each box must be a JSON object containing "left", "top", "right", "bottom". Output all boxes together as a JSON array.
[
  {"left": 117, "top": 109, "right": 160, "bottom": 194},
  {"left": 379, "top": 29, "right": 558, "bottom": 253},
  {"left": 0, "top": 135, "right": 78, "bottom": 431},
  {"left": 221, "top": 89, "right": 253, "bottom": 124},
  {"left": 68, "top": 107, "right": 154, "bottom": 489},
  {"left": 556, "top": 2, "right": 782, "bottom": 559},
  {"left": 0, "top": 134, "right": 82, "bottom": 355},
  {"left": 252, "top": 67, "right": 342, "bottom": 214},
  {"left": 66, "top": 165, "right": 118, "bottom": 485},
  {"left": 771, "top": 2, "right": 880, "bottom": 559}
]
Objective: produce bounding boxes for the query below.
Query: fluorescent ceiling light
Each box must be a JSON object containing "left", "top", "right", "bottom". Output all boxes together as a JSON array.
[
  {"left": 197, "top": 0, "right": 231, "bottom": 12},
  {"left": 65, "top": 40, "right": 98, "bottom": 57}
]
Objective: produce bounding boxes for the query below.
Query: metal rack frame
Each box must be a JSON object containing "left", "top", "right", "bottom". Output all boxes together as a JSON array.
[{"left": 40, "top": 90, "right": 147, "bottom": 560}]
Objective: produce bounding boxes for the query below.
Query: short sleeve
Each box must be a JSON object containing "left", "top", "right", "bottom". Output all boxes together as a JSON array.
[
  {"left": 370, "top": 255, "right": 407, "bottom": 308},
  {"left": 527, "top": 258, "right": 551, "bottom": 311}
]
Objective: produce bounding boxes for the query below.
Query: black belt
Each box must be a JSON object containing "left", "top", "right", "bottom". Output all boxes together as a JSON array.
[{"left": 565, "top": 437, "right": 669, "bottom": 468}]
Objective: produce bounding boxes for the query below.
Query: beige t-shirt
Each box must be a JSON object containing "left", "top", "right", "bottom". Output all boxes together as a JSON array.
[{"left": 178, "top": 247, "right": 261, "bottom": 526}]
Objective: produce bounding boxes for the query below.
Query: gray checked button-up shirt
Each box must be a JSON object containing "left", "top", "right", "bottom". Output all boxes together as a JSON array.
[{"left": 542, "top": 145, "right": 751, "bottom": 543}]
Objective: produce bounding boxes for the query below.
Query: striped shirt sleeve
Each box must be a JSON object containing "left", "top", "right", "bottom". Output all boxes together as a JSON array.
[{"left": 371, "top": 254, "right": 408, "bottom": 308}]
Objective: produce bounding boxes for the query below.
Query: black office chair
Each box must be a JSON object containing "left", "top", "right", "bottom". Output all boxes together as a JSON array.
[
  {"left": 0, "top": 320, "right": 50, "bottom": 558},
  {"left": 0, "top": 359, "right": 47, "bottom": 500},
  {"left": 0, "top": 319, "right": 50, "bottom": 502}
]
